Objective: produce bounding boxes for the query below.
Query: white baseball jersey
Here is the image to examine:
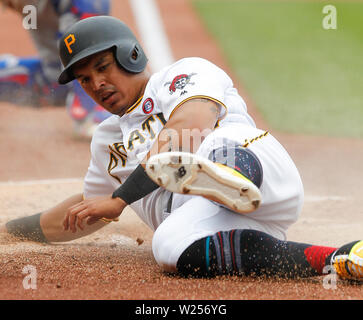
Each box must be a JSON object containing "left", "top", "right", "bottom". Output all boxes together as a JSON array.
[
  {"left": 84, "top": 58, "right": 256, "bottom": 222},
  {"left": 83, "top": 57, "right": 304, "bottom": 271}
]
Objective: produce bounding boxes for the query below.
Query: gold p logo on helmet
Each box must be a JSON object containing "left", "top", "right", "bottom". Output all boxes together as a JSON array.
[{"left": 64, "top": 34, "right": 76, "bottom": 54}]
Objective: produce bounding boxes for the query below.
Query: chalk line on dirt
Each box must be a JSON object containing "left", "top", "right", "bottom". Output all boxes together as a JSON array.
[
  {"left": 129, "top": 0, "right": 174, "bottom": 72},
  {"left": 0, "top": 178, "right": 349, "bottom": 204},
  {"left": 0, "top": 178, "right": 83, "bottom": 187},
  {"left": 304, "top": 195, "right": 348, "bottom": 202}
]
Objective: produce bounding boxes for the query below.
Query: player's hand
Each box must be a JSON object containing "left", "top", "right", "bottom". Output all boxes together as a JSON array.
[{"left": 63, "top": 196, "right": 126, "bottom": 233}]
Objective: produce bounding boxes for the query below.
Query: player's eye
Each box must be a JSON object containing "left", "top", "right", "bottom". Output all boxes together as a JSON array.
[
  {"left": 98, "top": 63, "right": 110, "bottom": 72},
  {"left": 81, "top": 77, "right": 89, "bottom": 85}
]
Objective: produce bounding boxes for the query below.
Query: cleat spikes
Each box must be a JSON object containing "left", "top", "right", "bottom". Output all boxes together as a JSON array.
[
  {"left": 182, "top": 187, "right": 190, "bottom": 194},
  {"left": 252, "top": 200, "right": 260, "bottom": 209},
  {"left": 146, "top": 151, "right": 262, "bottom": 214}
]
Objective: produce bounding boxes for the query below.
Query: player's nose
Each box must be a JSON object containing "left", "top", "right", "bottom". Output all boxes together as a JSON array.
[{"left": 90, "top": 75, "right": 106, "bottom": 92}]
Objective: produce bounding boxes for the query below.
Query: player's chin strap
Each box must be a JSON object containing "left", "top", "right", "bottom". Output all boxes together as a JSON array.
[{"left": 111, "top": 164, "right": 160, "bottom": 204}]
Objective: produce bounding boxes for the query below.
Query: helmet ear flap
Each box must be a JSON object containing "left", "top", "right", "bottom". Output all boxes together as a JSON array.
[{"left": 115, "top": 42, "right": 148, "bottom": 73}]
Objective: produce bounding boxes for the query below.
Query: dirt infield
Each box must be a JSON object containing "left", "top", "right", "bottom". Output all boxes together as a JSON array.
[{"left": 0, "top": 0, "right": 362, "bottom": 301}]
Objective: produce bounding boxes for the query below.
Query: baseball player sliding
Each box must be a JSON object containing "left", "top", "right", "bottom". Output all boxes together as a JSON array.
[{"left": 1, "top": 16, "right": 362, "bottom": 280}]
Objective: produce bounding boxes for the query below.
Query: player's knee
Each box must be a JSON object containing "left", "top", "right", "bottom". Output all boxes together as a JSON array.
[
  {"left": 208, "top": 146, "right": 263, "bottom": 187},
  {"left": 152, "top": 223, "right": 179, "bottom": 273},
  {"left": 152, "top": 221, "right": 210, "bottom": 274}
]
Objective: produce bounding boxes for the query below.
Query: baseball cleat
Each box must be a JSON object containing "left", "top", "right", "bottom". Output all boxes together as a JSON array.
[
  {"left": 146, "top": 152, "right": 262, "bottom": 214},
  {"left": 332, "top": 240, "right": 363, "bottom": 281}
]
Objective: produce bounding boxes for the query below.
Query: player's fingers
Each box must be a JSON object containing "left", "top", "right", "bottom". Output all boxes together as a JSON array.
[
  {"left": 68, "top": 204, "right": 87, "bottom": 233},
  {"left": 63, "top": 209, "right": 73, "bottom": 231},
  {"left": 76, "top": 210, "right": 91, "bottom": 231},
  {"left": 63, "top": 201, "right": 84, "bottom": 231},
  {"left": 63, "top": 212, "right": 69, "bottom": 231}
]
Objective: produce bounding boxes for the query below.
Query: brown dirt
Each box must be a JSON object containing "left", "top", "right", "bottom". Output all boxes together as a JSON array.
[{"left": 0, "top": 0, "right": 362, "bottom": 301}]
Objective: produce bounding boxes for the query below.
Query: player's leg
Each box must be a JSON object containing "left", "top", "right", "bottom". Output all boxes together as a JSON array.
[
  {"left": 1, "top": 193, "right": 109, "bottom": 243},
  {"left": 152, "top": 195, "right": 362, "bottom": 280},
  {"left": 150, "top": 127, "right": 305, "bottom": 274},
  {"left": 152, "top": 194, "right": 323, "bottom": 278},
  {"left": 147, "top": 124, "right": 304, "bottom": 225},
  {"left": 152, "top": 194, "right": 277, "bottom": 273},
  {"left": 146, "top": 148, "right": 262, "bottom": 214},
  {"left": 150, "top": 124, "right": 362, "bottom": 280},
  {"left": 177, "top": 229, "right": 362, "bottom": 279}
]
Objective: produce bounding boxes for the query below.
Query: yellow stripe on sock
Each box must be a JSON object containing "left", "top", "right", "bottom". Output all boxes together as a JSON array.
[{"left": 214, "top": 163, "right": 253, "bottom": 184}]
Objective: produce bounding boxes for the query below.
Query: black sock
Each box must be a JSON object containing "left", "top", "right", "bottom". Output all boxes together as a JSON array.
[{"left": 177, "top": 229, "right": 340, "bottom": 278}]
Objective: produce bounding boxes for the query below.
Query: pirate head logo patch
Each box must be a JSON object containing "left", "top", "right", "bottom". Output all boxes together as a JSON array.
[
  {"left": 142, "top": 98, "right": 154, "bottom": 114},
  {"left": 164, "top": 73, "right": 197, "bottom": 95}
]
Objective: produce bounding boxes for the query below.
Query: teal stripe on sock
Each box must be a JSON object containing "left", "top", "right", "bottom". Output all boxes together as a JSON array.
[{"left": 206, "top": 236, "right": 210, "bottom": 271}]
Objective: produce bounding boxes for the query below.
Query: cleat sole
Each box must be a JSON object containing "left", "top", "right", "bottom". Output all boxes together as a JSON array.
[{"left": 146, "top": 152, "right": 262, "bottom": 214}]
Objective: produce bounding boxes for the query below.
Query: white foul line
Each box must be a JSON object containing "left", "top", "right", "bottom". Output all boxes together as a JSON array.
[
  {"left": 0, "top": 178, "right": 349, "bottom": 204},
  {"left": 0, "top": 178, "right": 83, "bottom": 187},
  {"left": 304, "top": 195, "right": 348, "bottom": 202},
  {"left": 129, "top": 0, "right": 175, "bottom": 73}
]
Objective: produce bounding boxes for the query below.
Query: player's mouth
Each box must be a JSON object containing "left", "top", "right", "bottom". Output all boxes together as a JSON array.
[{"left": 101, "top": 91, "right": 117, "bottom": 105}]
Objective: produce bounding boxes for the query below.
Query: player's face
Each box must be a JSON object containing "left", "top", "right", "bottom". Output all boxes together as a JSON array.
[{"left": 72, "top": 50, "right": 147, "bottom": 116}]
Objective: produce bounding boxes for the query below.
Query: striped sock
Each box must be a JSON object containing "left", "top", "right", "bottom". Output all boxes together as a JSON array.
[{"left": 177, "top": 229, "right": 337, "bottom": 278}]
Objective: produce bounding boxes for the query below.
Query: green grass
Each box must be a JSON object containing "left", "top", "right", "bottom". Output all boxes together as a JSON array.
[{"left": 192, "top": 0, "right": 363, "bottom": 138}]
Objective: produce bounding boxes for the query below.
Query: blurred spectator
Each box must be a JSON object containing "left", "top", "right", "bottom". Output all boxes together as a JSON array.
[{"left": 0, "top": 0, "right": 111, "bottom": 139}]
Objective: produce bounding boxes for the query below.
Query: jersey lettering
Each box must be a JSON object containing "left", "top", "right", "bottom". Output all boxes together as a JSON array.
[
  {"left": 107, "top": 143, "right": 127, "bottom": 183},
  {"left": 127, "top": 113, "right": 167, "bottom": 151},
  {"left": 155, "top": 112, "right": 167, "bottom": 125},
  {"left": 128, "top": 130, "right": 145, "bottom": 151},
  {"left": 142, "top": 115, "right": 156, "bottom": 139},
  {"left": 109, "top": 143, "right": 127, "bottom": 166},
  {"left": 108, "top": 153, "right": 121, "bottom": 184}
]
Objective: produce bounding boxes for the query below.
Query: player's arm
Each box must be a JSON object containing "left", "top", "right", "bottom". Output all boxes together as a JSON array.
[
  {"left": 145, "top": 98, "right": 220, "bottom": 161},
  {"left": 63, "top": 99, "right": 220, "bottom": 232},
  {"left": 0, "top": 193, "right": 109, "bottom": 242}
]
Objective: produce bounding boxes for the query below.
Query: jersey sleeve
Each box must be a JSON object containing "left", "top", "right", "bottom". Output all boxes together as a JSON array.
[
  {"left": 154, "top": 58, "right": 233, "bottom": 121},
  {"left": 83, "top": 156, "right": 115, "bottom": 199},
  {"left": 83, "top": 117, "right": 122, "bottom": 198}
]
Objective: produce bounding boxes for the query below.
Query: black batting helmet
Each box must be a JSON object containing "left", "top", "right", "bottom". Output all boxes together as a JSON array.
[{"left": 58, "top": 16, "right": 148, "bottom": 84}]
